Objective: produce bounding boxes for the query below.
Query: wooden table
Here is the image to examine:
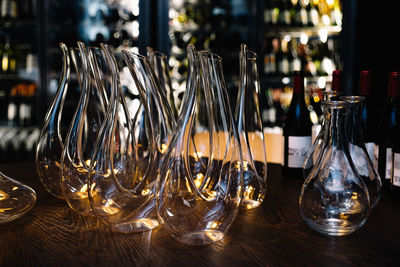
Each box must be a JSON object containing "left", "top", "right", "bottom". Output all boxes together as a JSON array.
[{"left": 1, "top": 162, "right": 399, "bottom": 266}]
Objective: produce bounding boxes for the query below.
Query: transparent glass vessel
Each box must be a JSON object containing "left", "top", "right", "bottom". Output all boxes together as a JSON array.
[
  {"left": 87, "top": 44, "right": 167, "bottom": 233},
  {"left": 156, "top": 45, "right": 243, "bottom": 246},
  {"left": 0, "top": 171, "right": 36, "bottom": 223},
  {"left": 341, "top": 96, "right": 382, "bottom": 209},
  {"left": 36, "top": 42, "right": 70, "bottom": 198},
  {"left": 299, "top": 101, "right": 370, "bottom": 236},
  {"left": 147, "top": 47, "right": 178, "bottom": 119},
  {"left": 303, "top": 90, "right": 342, "bottom": 178},
  {"left": 60, "top": 42, "right": 107, "bottom": 217},
  {"left": 235, "top": 44, "right": 267, "bottom": 209}
]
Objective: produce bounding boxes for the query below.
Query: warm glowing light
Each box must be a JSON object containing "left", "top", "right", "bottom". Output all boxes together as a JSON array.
[
  {"left": 300, "top": 32, "right": 308, "bottom": 44},
  {"left": 207, "top": 221, "right": 220, "bottom": 229},
  {"left": 159, "top": 144, "right": 168, "bottom": 154},
  {"left": 0, "top": 189, "right": 9, "bottom": 200},
  {"left": 12, "top": 186, "right": 18, "bottom": 191},
  {"left": 194, "top": 173, "right": 204, "bottom": 188},
  {"left": 142, "top": 188, "right": 150, "bottom": 196}
]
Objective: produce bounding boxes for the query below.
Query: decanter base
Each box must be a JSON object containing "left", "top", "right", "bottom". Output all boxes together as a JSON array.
[
  {"left": 111, "top": 218, "right": 160, "bottom": 233},
  {"left": 175, "top": 230, "right": 225, "bottom": 246}
]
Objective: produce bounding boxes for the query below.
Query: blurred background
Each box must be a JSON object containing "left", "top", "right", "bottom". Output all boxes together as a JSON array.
[{"left": 0, "top": 0, "right": 399, "bottom": 163}]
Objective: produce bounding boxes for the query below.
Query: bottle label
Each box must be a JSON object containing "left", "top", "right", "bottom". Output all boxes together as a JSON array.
[
  {"left": 386, "top": 147, "right": 392, "bottom": 179},
  {"left": 374, "top": 144, "right": 379, "bottom": 171},
  {"left": 288, "top": 136, "right": 311, "bottom": 168},
  {"left": 365, "top": 142, "right": 376, "bottom": 166},
  {"left": 393, "top": 153, "right": 400, "bottom": 187}
]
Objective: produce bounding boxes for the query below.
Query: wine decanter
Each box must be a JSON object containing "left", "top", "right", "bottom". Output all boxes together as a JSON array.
[
  {"left": 156, "top": 45, "right": 243, "bottom": 246},
  {"left": 87, "top": 44, "right": 161, "bottom": 233},
  {"left": 36, "top": 42, "right": 70, "bottom": 198},
  {"left": 303, "top": 70, "right": 342, "bottom": 178},
  {"left": 299, "top": 100, "right": 370, "bottom": 236},
  {"left": 341, "top": 96, "right": 382, "bottom": 209},
  {"left": 60, "top": 42, "right": 107, "bottom": 216},
  {"left": 0, "top": 171, "right": 36, "bottom": 223},
  {"left": 147, "top": 47, "right": 178, "bottom": 119},
  {"left": 235, "top": 44, "right": 267, "bottom": 209}
]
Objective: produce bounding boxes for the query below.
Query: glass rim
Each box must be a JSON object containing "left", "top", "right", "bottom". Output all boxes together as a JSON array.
[
  {"left": 198, "top": 50, "right": 222, "bottom": 62},
  {"left": 340, "top": 95, "right": 366, "bottom": 103},
  {"left": 321, "top": 100, "right": 348, "bottom": 109}
]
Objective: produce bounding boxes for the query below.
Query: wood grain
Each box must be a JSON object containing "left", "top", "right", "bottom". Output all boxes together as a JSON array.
[{"left": 0, "top": 162, "right": 399, "bottom": 266}]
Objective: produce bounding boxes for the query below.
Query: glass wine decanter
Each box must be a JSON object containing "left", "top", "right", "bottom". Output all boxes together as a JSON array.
[
  {"left": 156, "top": 45, "right": 243, "bottom": 246},
  {"left": 299, "top": 100, "right": 370, "bottom": 236},
  {"left": 0, "top": 171, "right": 36, "bottom": 223},
  {"left": 147, "top": 47, "right": 178, "bottom": 119},
  {"left": 60, "top": 42, "right": 107, "bottom": 217},
  {"left": 235, "top": 44, "right": 267, "bottom": 209},
  {"left": 341, "top": 96, "right": 382, "bottom": 209},
  {"left": 87, "top": 44, "right": 162, "bottom": 233},
  {"left": 36, "top": 42, "right": 70, "bottom": 198},
  {"left": 303, "top": 70, "right": 343, "bottom": 178}
]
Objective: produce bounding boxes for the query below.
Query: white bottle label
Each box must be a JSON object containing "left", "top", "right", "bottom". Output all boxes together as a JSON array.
[
  {"left": 392, "top": 153, "right": 400, "bottom": 187},
  {"left": 373, "top": 144, "right": 379, "bottom": 171},
  {"left": 365, "top": 142, "right": 375, "bottom": 166},
  {"left": 386, "top": 148, "right": 392, "bottom": 179},
  {"left": 288, "top": 136, "right": 311, "bottom": 168}
]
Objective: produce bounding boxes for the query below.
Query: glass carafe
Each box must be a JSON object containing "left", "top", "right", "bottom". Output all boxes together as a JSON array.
[
  {"left": 60, "top": 42, "right": 107, "bottom": 217},
  {"left": 147, "top": 47, "right": 178, "bottom": 119},
  {"left": 156, "top": 45, "right": 243, "bottom": 246},
  {"left": 0, "top": 171, "right": 36, "bottom": 223},
  {"left": 341, "top": 96, "right": 382, "bottom": 209},
  {"left": 299, "top": 100, "right": 370, "bottom": 236},
  {"left": 235, "top": 44, "right": 267, "bottom": 209},
  {"left": 303, "top": 90, "right": 342, "bottom": 178},
  {"left": 87, "top": 44, "right": 161, "bottom": 233},
  {"left": 36, "top": 42, "right": 70, "bottom": 198}
]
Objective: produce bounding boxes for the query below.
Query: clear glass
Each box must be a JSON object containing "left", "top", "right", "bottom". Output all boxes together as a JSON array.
[
  {"left": 60, "top": 42, "right": 107, "bottom": 217},
  {"left": 0, "top": 171, "right": 36, "bottom": 223},
  {"left": 303, "top": 90, "right": 342, "bottom": 178},
  {"left": 87, "top": 44, "right": 165, "bottom": 233},
  {"left": 235, "top": 44, "right": 267, "bottom": 209},
  {"left": 299, "top": 101, "right": 370, "bottom": 236},
  {"left": 147, "top": 47, "right": 178, "bottom": 119},
  {"left": 156, "top": 45, "right": 243, "bottom": 246},
  {"left": 341, "top": 96, "right": 382, "bottom": 209},
  {"left": 36, "top": 42, "right": 70, "bottom": 198}
]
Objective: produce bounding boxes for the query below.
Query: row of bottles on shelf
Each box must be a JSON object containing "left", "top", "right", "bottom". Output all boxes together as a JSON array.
[
  {"left": 0, "top": 82, "right": 36, "bottom": 127},
  {"left": 0, "top": 34, "right": 37, "bottom": 75},
  {"left": 274, "top": 69, "right": 400, "bottom": 195},
  {"left": 259, "top": 77, "right": 323, "bottom": 128},
  {"left": 0, "top": 126, "right": 39, "bottom": 163},
  {"left": 0, "top": 0, "right": 35, "bottom": 20},
  {"left": 75, "top": 0, "right": 139, "bottom": 48},
  {"left": 264, "top": 0, "right": 342, "bottom": 27},
  {"left": 263, "top": 35, "right": 340, "bottom": 76}
]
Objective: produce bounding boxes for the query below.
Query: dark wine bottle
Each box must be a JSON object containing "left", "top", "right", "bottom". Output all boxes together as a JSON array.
[
  {"left": 378, "top": 71, "right": 400, "bottom": 192},
  {"left": 358, "top": 70, "right": 378, "bottom": 170},
  {"left": 389, "top": 72, "right": 400, "bottom": 195},
  {"left": 282, "top": 73, "right": 312, "bottom": 178}
]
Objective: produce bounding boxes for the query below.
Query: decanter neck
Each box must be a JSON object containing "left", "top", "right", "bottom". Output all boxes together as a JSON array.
[{"left": 323, "top": 101, "right": 348, "bottom": 149}]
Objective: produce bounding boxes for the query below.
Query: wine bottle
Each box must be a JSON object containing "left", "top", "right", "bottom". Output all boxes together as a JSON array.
[
  {"left": 283, "top": 73, "right": 312, "bottom": 178},
  {"left": 358, "top": 70, "right": 378, "bottom": 170},
  {"left": 378, "top": 71, "right": 400, "bottom": 192},
  {"left": 388, "top": 72, "right": 400, "bottom": 195},
  {"left": 278, "top": 0, "right": 292, "bottom": 26}
]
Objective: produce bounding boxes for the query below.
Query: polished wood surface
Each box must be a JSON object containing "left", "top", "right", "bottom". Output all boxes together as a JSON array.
[{"left": 0, "top": 162, "right": 399, "bottom": 266}]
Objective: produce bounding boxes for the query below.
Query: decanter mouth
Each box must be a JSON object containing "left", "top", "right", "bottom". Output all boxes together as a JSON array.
[
  {"left": 198, "top": 50, "right": 222, "bottom": 62},
  {"left": 321, "top": 100, "right": 348, "bottom": 109},
  {"left": 340, "top": 95, "right": 366, "bottom": 103}
]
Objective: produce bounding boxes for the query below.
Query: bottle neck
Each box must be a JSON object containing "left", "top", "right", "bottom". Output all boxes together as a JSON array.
[
  {"left": 324, "top": 105, "right": 348, "bottom": 149},
  {"left": 345, "top": 101, "right": 365, "bottom": 146}
]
